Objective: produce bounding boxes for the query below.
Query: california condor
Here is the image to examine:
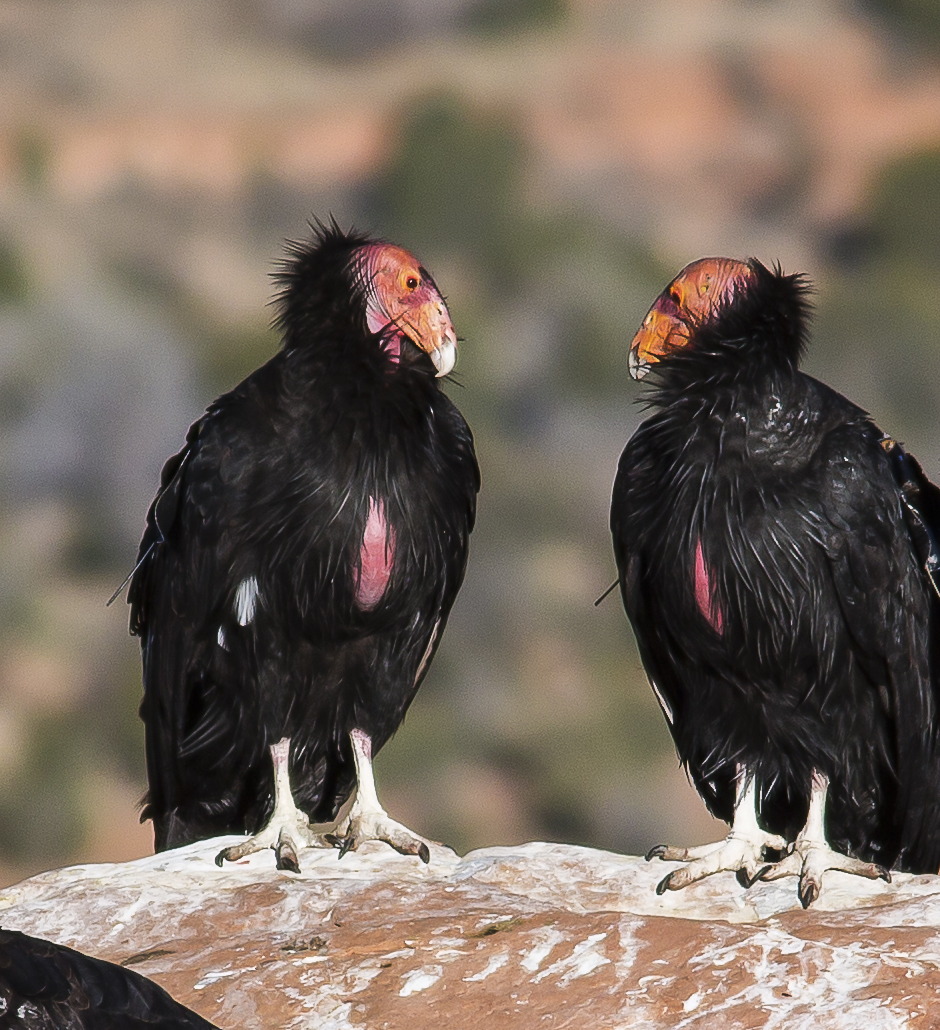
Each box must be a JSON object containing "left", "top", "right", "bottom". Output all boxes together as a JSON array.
[
  {"left": 0, "top": 928, "right": 218, "bottom": 1028},
  {"left": 611, "top": 257, "right": 940, "bottom": 906},
  {"left": 127, "top": 222, "right": 479, "bottom": 871}
]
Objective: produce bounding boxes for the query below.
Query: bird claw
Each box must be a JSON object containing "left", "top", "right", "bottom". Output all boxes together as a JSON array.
[
  {"left": 737, "top": 863, "right": 772, "bottom": 889},
  {"left": 214, "top": 819, "right": 332, "bottom": 872},
  {"left": 335, "top": 811, "right": 432, "bottom": 864},
  {"left": 327, "top": 833, "right": 355, "bottom": 859},
  {"left": 337, "top": 831, "right": 431, "bottom": 864},
  {"left": 214, "top": 835, "right": 281, "bottom": 868},
  {"left": 275, "top": 835, "right": 301, "bottom": 874},
  {"left": 760, "top": 840, "right": 891, "bottom": 907},
  {"left": 655, "top": 871, "right": 676, "bottom": 895},
  {"left": 799, "top": 876, "right": 819, "bottom": 910},
  {"left": 646, "top": 829, "right": 787, "bottom": 894}
]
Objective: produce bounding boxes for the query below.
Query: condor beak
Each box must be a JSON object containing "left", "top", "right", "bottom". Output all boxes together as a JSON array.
[
  {"left": 628, "top": 345, "right": 648, "bottom": 380},
  {"left": 404, "top": 299, "right": 458, "bottom": 377},
  {"left": 629, "top": 305, "right": 689, "bottom": 380},
  {"left": 429, "top": 336, "right": 457, "bottom": 377}
]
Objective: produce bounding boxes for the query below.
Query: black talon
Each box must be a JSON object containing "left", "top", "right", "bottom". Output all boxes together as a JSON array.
[
  {"left": 798, "top": 880, "right": 819, "bottom": 909},
  {"left": 878, "top": 866, "right": 892, "bottom": 883},
  {"left": 646, "top": 844, "right": 668, "bottom": 862},
  {"left": 337, "top": 836, "right": 355, "bottom": 859},
  {"left": 744, "top": 864, "right": 772, "bottom": 888},
  {"left": 417, "top": 842, "right": 430, "bottom": 864},
  {"left": 276, "top": 843, "right": 301, "bottom": 874},
  {"left": 655, "top": 872, "right": 675, "bottom": 895},
  {"left": 215, "top": 849, "right": 229, "bottom": 868}
]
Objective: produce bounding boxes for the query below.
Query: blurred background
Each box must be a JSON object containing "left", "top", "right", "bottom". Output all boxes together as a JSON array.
[{"left": 1, "top": 0, "right": 940, "bottom": 885}]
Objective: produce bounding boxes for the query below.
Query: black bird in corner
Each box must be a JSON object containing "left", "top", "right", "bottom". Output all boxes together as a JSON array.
[
  {"left": 0, "top": 929, "right": 219, "bottom": 1028},
  {"left": 127, "top": 222, "right": 479, "bottom": 871},
  {"left": 611, "top": 257, "right": 940, "bottom": 906}
]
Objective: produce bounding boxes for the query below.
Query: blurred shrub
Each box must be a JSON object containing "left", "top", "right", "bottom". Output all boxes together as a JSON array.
[
  {"left": 464, "top": 0, "right": 565, "bottom": 36},
  {"left": 13, "top": 131, "right": 49, "bottom": 190},
  {"left": 0, "top": 240, "right": 30, "bottom": 305},
  {"left": 369, "top": 93, "right": 538, "bottom": 295},
  {"left": 814, "top": 146, "right": 940, "bottom": 463},
  {"left": 861, "top": 0, "right": 940, "bottom": 44}
]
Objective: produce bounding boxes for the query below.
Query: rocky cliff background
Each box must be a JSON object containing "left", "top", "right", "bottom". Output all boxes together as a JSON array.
[{"left": 1, "top": 0, "right": 940, "bottom": 885}]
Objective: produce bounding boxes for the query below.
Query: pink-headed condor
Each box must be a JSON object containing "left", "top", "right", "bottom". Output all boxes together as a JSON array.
[{"left": 128, "top": 222, "right": 479, "bottom": 871}]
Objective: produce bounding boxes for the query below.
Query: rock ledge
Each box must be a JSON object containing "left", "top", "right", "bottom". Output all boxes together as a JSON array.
[{"left": 1, "top": 837, "right": 938, "bottom": 1028}]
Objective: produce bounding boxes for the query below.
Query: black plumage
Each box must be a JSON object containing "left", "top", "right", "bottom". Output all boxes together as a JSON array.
[
  {"left": 0, "top": 929, "right": 218, "bottom": 1029},
  {"left": 127, "top": 222, "right": 478, "bottom": 866},
  {"left": 611, "top": 257, "right": 940, "bottom": 904}
]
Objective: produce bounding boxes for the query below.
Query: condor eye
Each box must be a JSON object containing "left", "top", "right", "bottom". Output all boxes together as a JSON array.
[{"left": 405, "top": 275, "right": 419, "bottom": 290}]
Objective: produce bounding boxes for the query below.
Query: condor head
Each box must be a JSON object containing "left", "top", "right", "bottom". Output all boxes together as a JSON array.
[
  {"left": 629, "top": 258, "right": 755, "bottom": 379},
  {"left": 358, "top": 243, "right": 457, "bottom": 377}
]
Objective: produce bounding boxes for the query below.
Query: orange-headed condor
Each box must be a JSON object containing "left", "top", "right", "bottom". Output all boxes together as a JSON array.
[
  {"left": 128, "top": 222, "right": 479, "bottom": 871},
  {"left": 611, "top": 257, "right": 940, "bottom": 906}
]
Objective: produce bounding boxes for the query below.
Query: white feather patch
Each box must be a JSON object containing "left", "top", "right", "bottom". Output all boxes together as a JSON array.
[
  {"left": 650, "top": 678, "right": 674, "bottom": 724},
  {"left": 234, "top": 576, "right": 261, "bottom": 627},
  {"left": 414, "top": 619, "right": 441, "bottom": 687}
]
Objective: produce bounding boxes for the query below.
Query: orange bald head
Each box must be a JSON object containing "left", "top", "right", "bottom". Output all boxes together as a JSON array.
[
  {"left": 629, "top": 258, "right": 755, "bottom": 379},
  {"left": 358, "top": 244, "right": 457, "bottom": 376}
]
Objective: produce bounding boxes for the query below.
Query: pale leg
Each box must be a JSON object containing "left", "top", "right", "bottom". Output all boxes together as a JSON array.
[
  {"left": 760, "top": 771, "right": 890, "bottom": 907},
  {"left": 333, "top": 728, "right": 433, "bottom": 863},
  {"left": 215, "top": 737, "right": 345, "bottom": 872}
]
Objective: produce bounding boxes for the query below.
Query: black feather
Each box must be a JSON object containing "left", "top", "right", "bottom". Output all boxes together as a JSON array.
[
  {"left": 0, "top": 929, "right": 218, "bottom": 1028},
  {"left": 612, "top": 260, "right": 940, "bottom": 872},
  {"left": 128, "top": 224, "right": 479, "bottom": 847}
]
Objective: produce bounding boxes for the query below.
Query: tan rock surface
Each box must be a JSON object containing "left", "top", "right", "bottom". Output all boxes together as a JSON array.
[{"left": 0, "top": 838, "right": 939, "bottom": 1028}]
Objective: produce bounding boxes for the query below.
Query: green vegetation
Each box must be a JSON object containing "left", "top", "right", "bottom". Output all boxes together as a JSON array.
[
  {"left": 0, "top": 240, "right": 30, "bottom": 305},
  {"left": 864, "top": 0, "right": 940, "bottom": 44},
  {"left": 464, "top": 0, "right": 565, "bottom": 37},
  {"left": 369, "top": 94, "right": 541, "bottom": 295},
  {"left": 14, "top": 131, "right": 49, "bottom": 190},
  {"left": 811, "top": 146, "right": 940, "bottom": 462}
]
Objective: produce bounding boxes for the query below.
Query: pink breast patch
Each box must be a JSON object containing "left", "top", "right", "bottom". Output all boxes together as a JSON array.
[
  {"left": 694, "top": 539, "right": 724, "bottom": 635},
  {"left": 356, "top": 498, "right": 396, "bottom": 609}
]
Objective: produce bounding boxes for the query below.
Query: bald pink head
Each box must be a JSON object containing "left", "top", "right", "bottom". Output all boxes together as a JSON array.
[{"left": 357, "top": 243, "right": 457, "bottom": 376}]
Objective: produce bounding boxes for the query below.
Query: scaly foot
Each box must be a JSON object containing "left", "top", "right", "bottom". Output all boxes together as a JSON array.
[
  {"left": 647, "top": 826, "right": 788, "bottom": 895},
  {"left": 760, "top": 839, "right": 890, "bottom": 908},
  {"left": 333, "top": 806, "right": 432, "bottom": 863},
  {"left": 215, "top": 737, "right": 336, "bottom": 873},
  {"left": 331, "top": 729, "right": 433, "bottom": 863},
  {"left": 757, "top": 770, "right": 890, "bottom": 907}
]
